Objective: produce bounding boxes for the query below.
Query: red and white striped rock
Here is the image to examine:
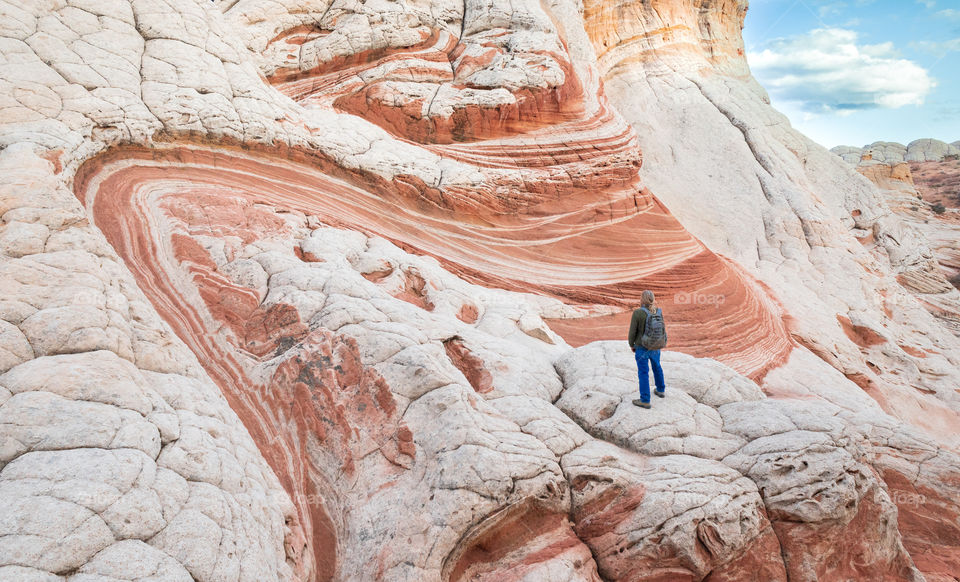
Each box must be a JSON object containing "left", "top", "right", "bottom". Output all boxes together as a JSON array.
[{"left": 2, "top": 0, "right": 959, "bottom": 581}]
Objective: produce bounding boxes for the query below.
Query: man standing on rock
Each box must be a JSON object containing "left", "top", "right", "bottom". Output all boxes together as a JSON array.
[{"left": 627, "top": 290, "right": 667, "bottom": 408}]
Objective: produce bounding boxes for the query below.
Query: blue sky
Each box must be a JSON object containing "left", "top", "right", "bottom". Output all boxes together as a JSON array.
[{"left": 743, "top": 0, "right": 960, "bottom": 148}]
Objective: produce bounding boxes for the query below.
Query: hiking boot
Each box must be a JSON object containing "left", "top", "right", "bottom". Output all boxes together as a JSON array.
[
  {"left": 632, "top": 399, "right": 651, "bottom": 409},
  {"left": 654, "top": 389, "right": 665, "bottom": 398}
]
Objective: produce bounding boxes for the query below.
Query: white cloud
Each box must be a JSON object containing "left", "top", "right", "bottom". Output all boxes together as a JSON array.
[
  {"left": 937, "top": 8, "right": 960, "bottom": 19},
  {"left": 818, "top": 2, "right": 845, "bottom": 18},
  {"left": 748, "top": 28, "right": 936, "bottom": 113},
  {"left": 911, "top": 38, "right": 960, "bottom": 57}
]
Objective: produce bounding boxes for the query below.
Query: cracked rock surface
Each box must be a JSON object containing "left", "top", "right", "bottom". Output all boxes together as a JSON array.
[{"left": 2, "top": 0, "right": 959, "bottom": 581}]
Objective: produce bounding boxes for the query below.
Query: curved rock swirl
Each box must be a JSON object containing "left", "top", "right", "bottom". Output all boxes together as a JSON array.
[
  {"left": 260, "top": 15, "right": 793, "bottom": 379},
  {"left": 77, "top": 143, "right": 791, "bottom": 379},
  {"left": 73, "top": 11, "right": 793, "bottom": 581},
  {"left": 3, "top": 1, "right": 955, "bottom": 581}
]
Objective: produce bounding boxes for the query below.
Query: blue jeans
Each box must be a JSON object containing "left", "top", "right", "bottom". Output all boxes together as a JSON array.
[{"left": 634, "top": 347, "right": 665, "bottom": 403}]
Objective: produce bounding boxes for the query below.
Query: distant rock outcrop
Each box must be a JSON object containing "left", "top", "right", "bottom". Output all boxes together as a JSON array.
[
  {"left": 834, "top": 138, "right": 960, "bottom": 297},
  {"left": 832, "top": 138, "right": 960, "bottom": 164},
  {"left": 2, "top": 1, "right": 960, "bottom": 582}
]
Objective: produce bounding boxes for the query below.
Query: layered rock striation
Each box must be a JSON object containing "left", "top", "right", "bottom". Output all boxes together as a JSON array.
[{"left": 1, "top": 1, "right": 959, "bottom": 582}]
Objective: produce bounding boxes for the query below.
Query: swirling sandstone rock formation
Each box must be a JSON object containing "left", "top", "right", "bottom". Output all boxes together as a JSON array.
[{"left": 1, "top": 1, "right": 959, "bottom": 581}]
